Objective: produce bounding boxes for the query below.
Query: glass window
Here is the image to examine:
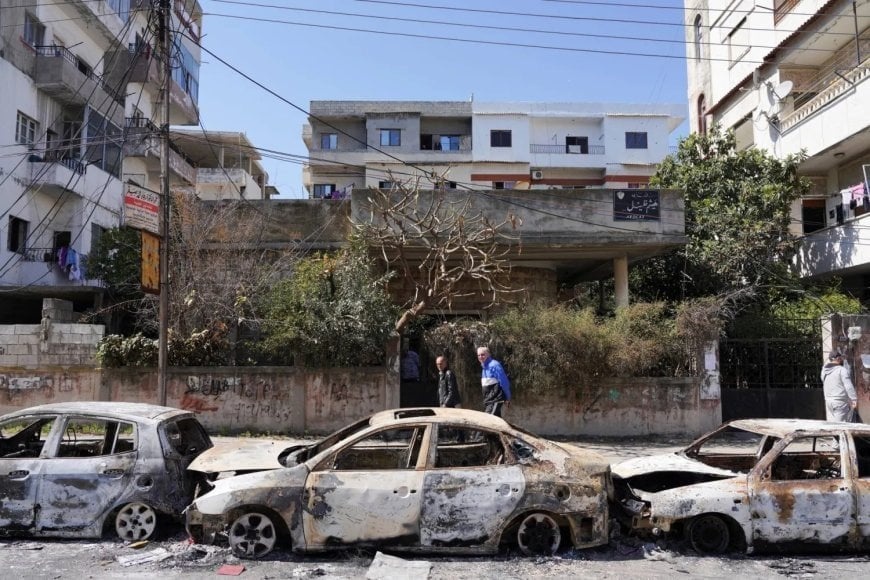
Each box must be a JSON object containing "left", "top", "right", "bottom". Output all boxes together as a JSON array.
[
  {"left": 57, "top": 418, "right": 137, "bottom": 457},
  {"left": 380, "top": 129, "right": 401, "bottom": 147},
  {"left": 378, "top": 181, "right": 396, "bottom": 190},
  {"left": 16, "top": 112, "right": 38, "bottom": 146},
  {"left": 625, "top": 132, "right": 648, "bottom": 149},
  {"left": 7, "top": 216, "right": 29, "bottom": 253},
  {"left": 332, "top": 427, "right": 423, "bottom": 470},
  {"left": 694, "top": 14, "right": 703, "bottom": 62},
  {"left": 84, "top": 109, "right": 123, "bottom": 178},
  {"left": 313, "top": 184, "right": 336, "bottom": 199},
  {"left": 434, "top": 426, "right": 505, "bottom": 468},
  {"left": 728, "top": 19, "right": 750, "bottom": 65},
  {"left": 439, "top": 135, "right": 460, "bottom": 151},
  {"left": 0, "top": 415, "right": 56, "bottom": 458},
  {"left": 320, "top": 133, "right": 337, "bottom": 150},
  {"left": 493, "top": 181, "right": 516, "bottom": 190},
  {"left": 490, "top": 130, "right": 512, "bottom": 148},
  {"left": 23, "top": 13, "right": 45, "bottom": 47}
]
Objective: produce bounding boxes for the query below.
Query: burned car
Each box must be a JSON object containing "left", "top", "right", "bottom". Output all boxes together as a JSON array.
[
  {"left": 186, "top": 408, "right": 610, "bottom": 558},
  {"left": 613, "top": 419, "right": 870, "bottom": 554},
  {"left": 0, "top": 402, "right": 212, "bottom": 541}
]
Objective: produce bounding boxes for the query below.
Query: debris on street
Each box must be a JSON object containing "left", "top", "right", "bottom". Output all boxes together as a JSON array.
[
  {"left": 116, "top": 547, "right": 172, "bottom": 566},
  {"left": 365, "top": 551, "right": 431, "bottom": 580}
]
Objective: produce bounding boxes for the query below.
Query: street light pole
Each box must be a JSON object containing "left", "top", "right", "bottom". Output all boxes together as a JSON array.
[{"left": 157, "top": 0, "right": 171, "bottom": 406}]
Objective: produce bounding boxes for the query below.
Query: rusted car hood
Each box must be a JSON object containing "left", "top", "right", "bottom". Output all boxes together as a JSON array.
[
  {"left": 188, "top": 438, "right": 298, "bottom": 474},
  {"left": 612, "top": 452, "right": 739, "bottom": 479}
]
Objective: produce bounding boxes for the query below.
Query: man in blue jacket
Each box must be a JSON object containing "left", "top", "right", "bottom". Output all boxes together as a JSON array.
[{"left": 477, "top": 346, "right": 511, "bottom": 417}]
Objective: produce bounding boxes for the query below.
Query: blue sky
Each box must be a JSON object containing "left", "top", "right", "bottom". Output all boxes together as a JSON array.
[{"left": 195, "top": 0, "right": 690, "bottom": 198}]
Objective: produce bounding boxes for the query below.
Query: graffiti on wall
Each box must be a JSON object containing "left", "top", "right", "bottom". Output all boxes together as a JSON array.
[{"left": 181, "top": 375, "right": 294, "bottom": 424}]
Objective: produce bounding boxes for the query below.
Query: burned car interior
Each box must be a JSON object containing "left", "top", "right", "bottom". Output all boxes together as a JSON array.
[{"left": 0, "top": 416, "right": 56, "bottom": 458}]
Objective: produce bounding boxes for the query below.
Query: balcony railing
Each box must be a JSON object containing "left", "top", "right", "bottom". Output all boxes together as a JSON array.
[
  {"left": 125, "top": 117, "right": 159, "bottom": 133},
  {"left": 29, "top": 150, "right": 86, "bottom": 175},
  {"left": 773, "top": 0, "right": 800, "bottom": 24},
  {"left": 20, "top": 247, "right": 55, "bottom": 263},
  {"left": 34, "top": 45, "right": 125, "bottom": 105},
  {"left": 780, "top": 61, "right": 870, "bottom": 132},
  {"left": 530, "top": 144, "right": 605, "bottom": 155}
]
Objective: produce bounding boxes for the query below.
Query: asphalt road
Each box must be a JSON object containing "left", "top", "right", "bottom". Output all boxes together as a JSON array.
[{"left": 5, "top": 436, "right": 870, "bottom": 579}]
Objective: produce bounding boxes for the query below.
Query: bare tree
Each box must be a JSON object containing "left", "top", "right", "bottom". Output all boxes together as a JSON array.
[{"left": 353, "top": 175, "right": 523, "bottom": 333}]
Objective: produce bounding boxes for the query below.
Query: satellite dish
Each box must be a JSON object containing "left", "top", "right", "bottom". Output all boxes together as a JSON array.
[
  {"left": 754, "top": 108, "right": 767, "bottom": 123},
  {"left": 772, "top": 80, "right": 793, "bottom": 100}
]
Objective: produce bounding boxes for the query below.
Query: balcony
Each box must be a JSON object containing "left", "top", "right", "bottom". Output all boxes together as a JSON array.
[
  {"left": 104, "top": 44, "right": 160, "bottom": 89},
  {"left": 124, "top": 118, "right": 198, "bottom": 185},
  {"left": 33, "top": 46, "right": 125, "bottom": 127},
  {"left": 529, "top": 143, "right": 607, "bottom": 169},
  {"left": 530, "top": 144, "right": 606, "bottom": 155},
  {"left": 28, "top": 152, "right": 89, "bottom": 198},
  {"left": 780, "top": 62, "right": 870, "bottom": 133}
]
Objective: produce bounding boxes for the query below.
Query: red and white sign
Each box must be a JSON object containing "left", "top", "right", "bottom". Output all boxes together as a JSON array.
[{"left": 124, "top": 185, "right": 160, "bottom": 235}]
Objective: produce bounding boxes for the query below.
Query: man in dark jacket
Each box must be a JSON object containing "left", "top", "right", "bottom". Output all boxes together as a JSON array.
[{"left": 436, "top": 355, "right": 461, "bottom": 408}]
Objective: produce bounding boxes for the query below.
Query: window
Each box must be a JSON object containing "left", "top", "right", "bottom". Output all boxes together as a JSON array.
[
  {"left": 694, "top": 15, "right": 703, "bottom": 62},
  {"left": 16, "top": 112, "right": 38, "bottom": 146},
  {"left": 163, "top": 417, "right": 212, "bottom": 457},
  {"left": 727, "top": 19, "right": 750, "bottom": 65},
  {"left": 439, "top": 135, "right": 461, "bottom": 151},
  {"left": 320, "top": 133, "right": 337, "bottom": 150},
  {"left": 566, "top": 136, "right": 588, "bottom": 154},
  {"left": 0, "top": 416, "right": 56, "bottom": 458},
  {"left": 627, "top": 183, "right": 643, "bottom": 189},
  {"left": 332, "top": 427, "right": 424, "bottom": 470},
  {"left": 490, "top": 130, "right": 512, "bottom": 148},
  {"left": 57, "top": 418, "right": 137, "bottom": 457},
  {"left": 380, "top": 129, "right": 401, "bottom": 146},
  {"left": 493, "top": 181, "right": 516, "bottom": 190},
  {"left": 23, "top": 13, "right": 45, "bottom": 47},
  {"left": 84, "top": 109, "right": 123, "bottom": 178},
  {"left": 378, "top": 181, "right": 396, "bottom": 190},
  {"left": 625, "top": 132, "right": 648, "bottom": 149},
  {"left": 697, "top": 94, "right": 707, "bottom": 136},
  {"left": 7, "top": 216, "right": 28, "bottom": 253},
  {"left": 434, "top": 427, "right": 505, "bottom": 468},
  {"left": 768, "top": 436, "right": 842, "bottom": 481},
  {"left": 313, "top": 184, "right": 336, "bottom": 199}
]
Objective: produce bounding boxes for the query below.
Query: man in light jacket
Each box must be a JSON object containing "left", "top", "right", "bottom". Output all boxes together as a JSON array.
[{"left": 821, "top": 350, "right": 858, "bottom": 422}]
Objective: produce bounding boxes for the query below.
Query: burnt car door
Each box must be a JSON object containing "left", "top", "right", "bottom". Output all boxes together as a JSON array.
[
  {"left": 419, "top": 425, "right": 524, "bottom": 549},
  {"left": 302, "top": 425, "right": 428, "bottom": 548},
  {"left": 160, "top": 416, "right": 212, "bottom": 509},
  {"left": 749, "top": 432, "right": 855, "bottom": 548},
  {"left": 848, "top": 432, "right": 870, "bottom": 546},
  {"left": 0, "top": 415, "right": 57, "bottom": 530},
  {"left": 37, "top": 417, "right": 137, "bottom": 534}
]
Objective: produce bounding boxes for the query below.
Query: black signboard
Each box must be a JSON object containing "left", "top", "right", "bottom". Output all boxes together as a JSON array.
[{"left": 613, "top": 189, "right": 660, "bottom": 221}]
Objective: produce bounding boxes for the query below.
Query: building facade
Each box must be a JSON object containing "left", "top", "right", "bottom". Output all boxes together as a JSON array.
[
  {"left": 0, "top": 0, "right": 202, "bottom": 323},
  {"left": 684, "top": 0, "right": 870, "bottom": 296},
  {"left": 302, "top": 101, "right": 684, "bottom": 199}
]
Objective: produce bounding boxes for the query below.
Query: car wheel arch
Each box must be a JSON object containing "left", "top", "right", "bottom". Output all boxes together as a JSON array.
[
  {"left": 226, "top": 505, "right": 291, "bottom": 539},
  {"left": 499, "top": 509, "right": 568, "bottom": 553},
  {"left": 683, "top": 512, "right": 747, "bottom": 554}
]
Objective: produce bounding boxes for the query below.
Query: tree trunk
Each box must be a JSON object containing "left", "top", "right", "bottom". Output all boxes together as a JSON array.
[{"left": 395, "top": 300, "right": 428, "bottom": 334}]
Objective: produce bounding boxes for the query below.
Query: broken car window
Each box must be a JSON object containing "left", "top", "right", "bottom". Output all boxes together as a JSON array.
[
  {"left": 685, "top": 425, "right": 766, "bottom": 473},
  {"left": 0, "top": 416, "right": 56, "bottom": 458},
  {"left": 433, "top": 427, "right": 505, "bottom": 468},
  {"left": 164, "top": 417, "right": 212, "bottom": 457},
  {"left": 853, "top": 435, "right": 870, "bottom": 478},
  {"left": 332, "top": 427, "right": 422, "bottom": 470},
  {"left": 768, "top": 435, "right": 842, "bottom": 481},
  {"left": 57, "top": 418, "right": 136, "bottom": 457}
]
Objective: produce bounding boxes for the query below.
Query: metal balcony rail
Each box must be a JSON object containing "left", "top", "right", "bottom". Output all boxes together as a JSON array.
[
  {"left": 780, "top": 59, "right": 870, "bottom": 132},
  {"left": 20, "top": 247, "right": 56, "bottom": 263},
  {"left": 125, "top": 117, "right": 159, "bottom": 132},
  {"left": 29, "top": 149, "right": 86, "bottom": 174},
  {"left": 530, "top": 144, "right": 605, "bottom": 155},
  {"left": 35, "top": 45, "right": 125, "bottom": 105}
]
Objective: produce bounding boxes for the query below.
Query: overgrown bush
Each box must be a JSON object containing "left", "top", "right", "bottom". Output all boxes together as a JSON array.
[
  {"left": 424, "top": 302, "right": 717, "bottom": 396},
  {"left": 96, "top": 333, "right": 157, "bottom": 368},
  {"left": 96, "top": 324, "right": 231, "bottom": 368}
]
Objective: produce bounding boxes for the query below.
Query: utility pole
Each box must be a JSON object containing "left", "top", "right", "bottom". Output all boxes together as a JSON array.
[{"left": 157, "top": 0, "right": 171, "bottom": 405}]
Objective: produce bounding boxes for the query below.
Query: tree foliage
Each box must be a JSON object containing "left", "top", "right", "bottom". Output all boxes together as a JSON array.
[
  {"left": 636, "top": 126, "right": 811, "bottom": 302},
  {"left": 262, "top": 244, "right": 397, "bottom": 367}
]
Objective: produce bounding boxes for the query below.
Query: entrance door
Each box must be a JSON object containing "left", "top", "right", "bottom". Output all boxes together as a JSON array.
[
  {"left": 750, "top": 433, "right": 855, "bottom": 548},
  {"left": 302, "top": 426, "right": 427, "bottom": 548}
]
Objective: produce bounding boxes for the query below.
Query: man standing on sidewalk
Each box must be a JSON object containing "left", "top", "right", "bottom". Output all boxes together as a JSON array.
[
  {"left": 821, "top": 350, "right": 858, "bottom": 422},
  {"left": 477, "top": 346, "right": 511, "bottom": 417}
]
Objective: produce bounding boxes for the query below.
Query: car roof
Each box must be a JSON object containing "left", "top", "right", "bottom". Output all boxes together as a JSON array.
[
  {"left": 368, "top": 407, "right": 512, "bottom": 430},
  {"left": 728, "top": 418, "right": 870, "bottom": 437},
  {"left": 1, "top": 402, "right": 192, "bottom": 425}
]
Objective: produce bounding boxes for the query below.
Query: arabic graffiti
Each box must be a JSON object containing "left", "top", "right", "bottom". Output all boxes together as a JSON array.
[{"left": 613, "top": 189, "right": 660, "bottom": 221}]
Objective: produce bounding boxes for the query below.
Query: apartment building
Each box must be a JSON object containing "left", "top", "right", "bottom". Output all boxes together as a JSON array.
[
  {"left": 302, "top": 101, "right": 684, "bottom": 199},
  {"left": 171, "top": 130, "right": 270, "bottom": 200},
  {"left": 0, "top": 0, "right": 202, "bottom": 323},
  {"left": 684, "top": 0, "right": 870, "bottom": 295}
]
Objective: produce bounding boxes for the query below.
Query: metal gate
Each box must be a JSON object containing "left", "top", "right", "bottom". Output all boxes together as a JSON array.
[{"left": 720, "top": 320, "right": 825, "bottom": 421}]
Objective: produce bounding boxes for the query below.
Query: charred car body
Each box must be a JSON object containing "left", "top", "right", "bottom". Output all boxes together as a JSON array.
[
  {"left": 0, "top": 402, "right": 212, "bottom": 541},
  {"left": 613, "top": 419, "right": 870, "bottom": 554},
  {"left": 187, "top": 408, "right": 611, "bottom": 558}
]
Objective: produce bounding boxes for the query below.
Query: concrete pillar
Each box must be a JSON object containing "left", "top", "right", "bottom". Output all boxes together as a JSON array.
[{"left": 614, "top": 254, "right": 629, "bottom": 308}]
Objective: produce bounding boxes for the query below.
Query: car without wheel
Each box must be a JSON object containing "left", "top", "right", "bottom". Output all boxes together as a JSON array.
[
  {"left": 186, "top": 407, "right": 611, "bottom": 558},
  {"left": 0, "top": 402, "right": 212, "bottom": 541},
  {"left": 613, "top": 418, "right": 870, "bottom": 554}
]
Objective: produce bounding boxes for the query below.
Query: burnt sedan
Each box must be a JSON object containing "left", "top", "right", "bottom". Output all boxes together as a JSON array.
[
  {"left": 0, "top": 402, "right": 212, "bottom": 541},
  {"left": 613, "top": 419, "right": 870, "bottom": 554},
  {"left": 186, "top": 408, "right": 610, "bottom": 558}
]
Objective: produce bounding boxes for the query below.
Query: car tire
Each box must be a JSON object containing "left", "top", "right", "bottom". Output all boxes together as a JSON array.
[
  {"left": 228, "top": 511, "right": 279, "bottom": 559},
  {"left": 686, "top": 514, "right": 731, "bottom": 554},
  {"left": 115, "top": 502, "right": 158, "bottom": 542},
  {"left": 516, "top": 512, "right": 562, "bottom": 556}
]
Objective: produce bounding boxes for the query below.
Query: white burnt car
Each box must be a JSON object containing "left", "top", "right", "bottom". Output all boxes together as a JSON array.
[
  {"left": 0, "top": 402, "right": 212, "bottom": 541},
  {"left": 186, "top": 408, "right": 611, "bottom": 558},
  {"left": 613, "top": 419, "right": 870, "bottom": 554}
]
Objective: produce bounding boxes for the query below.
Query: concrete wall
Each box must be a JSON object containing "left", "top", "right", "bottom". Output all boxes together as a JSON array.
[{"left": 0, "top": 365, "right": 720, "bottom": 437}]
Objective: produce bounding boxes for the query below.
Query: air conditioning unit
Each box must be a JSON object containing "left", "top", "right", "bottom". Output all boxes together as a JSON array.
[{"left": 531, "top": 170, "right": 544, "bottom": 180}]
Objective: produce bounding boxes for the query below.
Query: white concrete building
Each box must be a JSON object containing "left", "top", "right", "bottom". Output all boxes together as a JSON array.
[
  {"left": 302, "top": 101, "right": 684, "bottom": 199},
  {"left": 684, "top": 0, "right": 870, "bottom": 296},
  {"left": 0, "top": 0, "right": 202, "bottom": 323}
]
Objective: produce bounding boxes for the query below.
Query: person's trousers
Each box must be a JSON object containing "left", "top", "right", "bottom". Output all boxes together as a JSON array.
[
  {"left": 825, "top": 399, "right": 852, "bottom": 422},
  {"left": 484, "top": 401, "right": 505, "bottom": 417}
]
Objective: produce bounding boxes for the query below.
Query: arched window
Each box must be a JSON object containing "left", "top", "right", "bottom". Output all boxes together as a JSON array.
[
  {"left": 694, "top": 15, "right": 703, "bottom": 62},
  {"left": 697, "top": 94, "right": 707, "bottom": 136}
]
